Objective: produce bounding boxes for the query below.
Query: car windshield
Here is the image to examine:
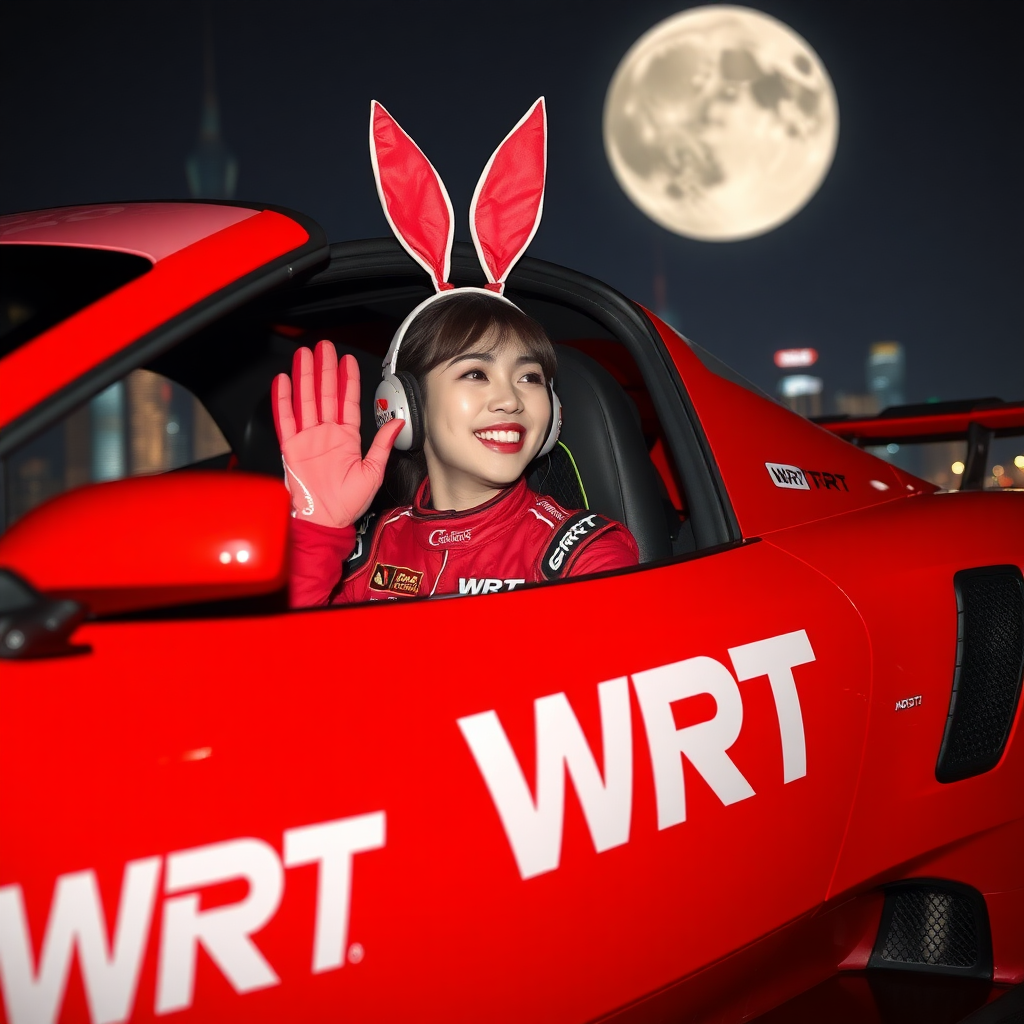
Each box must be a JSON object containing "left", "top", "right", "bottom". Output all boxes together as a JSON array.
[{"left": 0, "top": 244, "right": 151, "bottom": 359}]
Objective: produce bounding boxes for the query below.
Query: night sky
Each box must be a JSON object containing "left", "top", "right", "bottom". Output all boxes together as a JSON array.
[{"left": 2, "top": 0, "right": 1021, "bottom": 405}]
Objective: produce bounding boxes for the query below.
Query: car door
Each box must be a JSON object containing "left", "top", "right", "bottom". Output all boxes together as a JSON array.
[
  {"left": 0, "top": 256, "right": 871, "bottom": 1024},
  {"left": 0, "top": 539, "right": 869, "bottom": 1024}
]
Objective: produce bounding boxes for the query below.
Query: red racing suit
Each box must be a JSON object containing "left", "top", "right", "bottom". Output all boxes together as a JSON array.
[{"left": 289, "top": 477, "right": 639, "bottom": 607}]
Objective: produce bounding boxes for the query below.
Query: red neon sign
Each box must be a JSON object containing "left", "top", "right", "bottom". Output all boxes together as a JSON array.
[{"left": 774, "top": 348, "right": 819, "bottom": 368}]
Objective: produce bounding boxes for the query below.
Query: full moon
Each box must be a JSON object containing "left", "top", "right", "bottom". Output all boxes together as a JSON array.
[{"left": 604, "top": 5, "right": 838, "bottom": 241}]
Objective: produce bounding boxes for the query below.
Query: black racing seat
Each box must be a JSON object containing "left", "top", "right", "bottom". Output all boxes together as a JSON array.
[
  {"left": 530, "top": 345, "right": 675, "bottom": 564},
  {"left": 237, "top": 347, "right": 384, "bottom": 480},
  {"left": 238, "top": 343, "right": 678, "bottom": 563}
]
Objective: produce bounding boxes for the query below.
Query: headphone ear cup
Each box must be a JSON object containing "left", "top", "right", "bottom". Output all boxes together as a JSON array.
[
  {"left": 394, "top": 370, "right": 424, "bottom": 451},
  {"left": 537, "top": 384, "right": 562, "bottom": 457},
  {"left": 374, "top": 373, "right": 416, "bottom": 451}
]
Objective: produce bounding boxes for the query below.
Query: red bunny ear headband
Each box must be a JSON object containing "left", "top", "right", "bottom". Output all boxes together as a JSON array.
[{"left": 370, "top": 97, "right": 555, "bottom": 452}]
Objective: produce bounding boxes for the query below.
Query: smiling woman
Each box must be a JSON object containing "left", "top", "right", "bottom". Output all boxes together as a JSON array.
[
  {"left": 385, "top": 292, "right": 557, "bottom": 509},
  {"left": 277, "top": 98, "right": 640, "bottom": 607},
  {"left": 278, "top": 291, "right": 639, "bottom": 608}
]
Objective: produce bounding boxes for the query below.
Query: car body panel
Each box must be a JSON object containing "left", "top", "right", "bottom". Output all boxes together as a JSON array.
[
  {"left": 764, "top": 492, "right": 1024, "bottom": 904},
  {"left": 644, "top": 314, "right": 937, "bottom": 539},
  {"left": 1, "top": 542, "right": 869, "bottom": 1022},
  {"left": 0, "top": 204, "right": 259, "bottom": 263},
  {"left": 600, "top": 890, "right": 887, "bottom": 1022},
  {"left": 0, "top": 203, "right": 1020, "bottom": 1023}
]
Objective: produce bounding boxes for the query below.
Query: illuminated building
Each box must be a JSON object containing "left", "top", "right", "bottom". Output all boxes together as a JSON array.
[
  {"left": 833, "top": 392, "right": 880, "bottom": 417},
  {"left": 778, "top": 374, "right": 823, "bottom": 418},
  {"left": 867, "top": 341, "right": 905, "bottom": 412},
  {"left": 7, "top": 372, "right": 228, "bottom": 526},
  {"left": 5, "top": 16, "right": 236, "bottom": 525}
]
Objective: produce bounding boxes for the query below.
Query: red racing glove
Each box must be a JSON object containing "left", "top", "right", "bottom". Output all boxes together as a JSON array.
[{"left": 272, "top": 341, "right": 403, "bottom": 529}]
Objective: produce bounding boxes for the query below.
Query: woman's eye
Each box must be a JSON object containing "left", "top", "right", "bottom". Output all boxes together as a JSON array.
[
  {"left": 461, "top": 369, "right": 488, "bottom": 381},
  {"left": 520, "top": 371, "right": 545, "bottom": 385}
]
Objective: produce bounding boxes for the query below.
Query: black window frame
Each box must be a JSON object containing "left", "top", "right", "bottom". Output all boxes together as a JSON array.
[
  {"left": 0, "top": 234, "right": 739, "bottom": 565},
  {"left": 285, "top": 239, "right": 739, "bottom": 551}
]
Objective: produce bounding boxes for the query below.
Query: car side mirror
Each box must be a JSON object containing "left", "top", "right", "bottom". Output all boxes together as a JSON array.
[{"left": 0, "top": 472, "right": 290, "bottom": 619}]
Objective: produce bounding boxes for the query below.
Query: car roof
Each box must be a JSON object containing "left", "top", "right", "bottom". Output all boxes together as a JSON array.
[{"left": 0, "top": 202, "right": 261, "bottom": 262}]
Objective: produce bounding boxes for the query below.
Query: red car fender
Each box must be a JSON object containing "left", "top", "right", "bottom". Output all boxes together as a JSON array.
[
  {"left": 644, "top": 311, "right": 935, "bottom": 538},
  {"left": 765, "top": 493, "right": 1024, "bottom": 921}
]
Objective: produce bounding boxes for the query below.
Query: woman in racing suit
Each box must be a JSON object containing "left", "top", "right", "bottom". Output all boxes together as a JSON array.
[{"left": 276, "top": 291, "right": 639, "bottom": 607}]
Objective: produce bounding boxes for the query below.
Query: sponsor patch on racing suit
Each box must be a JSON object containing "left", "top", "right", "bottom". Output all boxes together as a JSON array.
[{"left": 288, "top": 477, "right": 638, "bottom": 607}]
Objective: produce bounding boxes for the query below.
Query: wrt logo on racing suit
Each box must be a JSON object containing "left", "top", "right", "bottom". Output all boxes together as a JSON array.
[{"left": 458, "top": 629, "right": 816, "bottom": 880}]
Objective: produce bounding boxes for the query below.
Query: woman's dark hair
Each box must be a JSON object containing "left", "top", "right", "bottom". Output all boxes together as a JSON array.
[{"left": 383, "top": 292, "right": 557, "bottom": 505}]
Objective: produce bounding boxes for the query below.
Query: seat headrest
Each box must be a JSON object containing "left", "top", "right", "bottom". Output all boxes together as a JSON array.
[{"left": 544, "top": 345, "right": 673, "bottom": 563}]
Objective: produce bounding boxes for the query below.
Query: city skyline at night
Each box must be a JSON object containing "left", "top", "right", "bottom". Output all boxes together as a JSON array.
[{"left": 1, "top": 1, "right": 1020, "bottom": 408}]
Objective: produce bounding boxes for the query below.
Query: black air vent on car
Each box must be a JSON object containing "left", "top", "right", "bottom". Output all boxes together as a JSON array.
[
  {"left": 936, "top": 566, "right": 1024, "bottom": 784},
  {"left": 869, "top": 881, "right": 993, "bottom": 978}
]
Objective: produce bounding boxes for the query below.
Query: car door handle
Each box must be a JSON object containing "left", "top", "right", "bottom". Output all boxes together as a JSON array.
[{"left": 0, "top": 569, "right": 89, "bottom": 659}]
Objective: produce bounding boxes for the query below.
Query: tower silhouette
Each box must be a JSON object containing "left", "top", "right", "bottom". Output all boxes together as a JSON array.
[
  {"left": 185, "top": 6, "right": 238, "bottom": 199},
  {"left": 652, "top": 241, "right": 681, "bottom": 331}
]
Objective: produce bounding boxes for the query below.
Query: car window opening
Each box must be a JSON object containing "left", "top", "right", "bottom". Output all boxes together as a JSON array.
[
  {"left": 2, "top": 370, "right": 229, "bottom": 527},
  {"left": 1, "top": 264, "right": 715, "bottom": 615}
]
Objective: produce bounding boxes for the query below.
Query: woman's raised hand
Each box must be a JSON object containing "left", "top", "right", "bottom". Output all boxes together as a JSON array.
[{"left": 272, "top": 341, "right": 404, "bottom": 528}]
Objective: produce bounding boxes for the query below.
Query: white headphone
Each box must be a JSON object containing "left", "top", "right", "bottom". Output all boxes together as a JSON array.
[{"left": 368, "top": 98, "right": 560, "bottom": 458}]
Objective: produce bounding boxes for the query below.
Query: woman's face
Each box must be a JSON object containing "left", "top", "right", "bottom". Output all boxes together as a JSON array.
[{"left": 421, "top": 328, "right": 551, "bottom": 509}]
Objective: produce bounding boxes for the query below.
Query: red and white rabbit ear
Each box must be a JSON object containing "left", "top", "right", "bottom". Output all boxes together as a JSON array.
[
  {"left": 370, "top": 100, "right": 455, "bottom": 292},
  {"left": 470, "top": 97, "right": 547, "bottom": 293}
]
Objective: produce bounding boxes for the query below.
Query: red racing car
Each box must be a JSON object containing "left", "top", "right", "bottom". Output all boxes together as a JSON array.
[{"left": 0, "top": 202, "right": 1022, "bottom": 1024}]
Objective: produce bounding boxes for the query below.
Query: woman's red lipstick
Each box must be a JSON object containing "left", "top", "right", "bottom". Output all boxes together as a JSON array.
[{"left": 474, "top": 422, "right": 526, "bottom": 454}]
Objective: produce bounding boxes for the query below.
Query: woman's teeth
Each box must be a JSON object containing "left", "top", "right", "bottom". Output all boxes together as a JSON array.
[{"left": 475, "top": 429, "right": 521, "bottom": 443}]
